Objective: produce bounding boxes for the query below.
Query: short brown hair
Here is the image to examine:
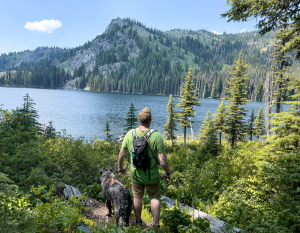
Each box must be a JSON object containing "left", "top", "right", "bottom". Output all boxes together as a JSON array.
[{"left": 139, "top": 107, "right": 151, "bottom": 125}]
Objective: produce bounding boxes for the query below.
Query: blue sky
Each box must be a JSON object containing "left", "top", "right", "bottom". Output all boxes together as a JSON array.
[{"left": 0, "top": 0, "right": 258, "bottom": 54}]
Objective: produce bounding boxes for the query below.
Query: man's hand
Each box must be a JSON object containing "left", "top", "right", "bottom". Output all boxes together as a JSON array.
[
  {"left": 118, "top": 168, "right": 126, "bottom": 175},
  {"left": 162, "top": 174, "right": 170, "bottom": 182}
]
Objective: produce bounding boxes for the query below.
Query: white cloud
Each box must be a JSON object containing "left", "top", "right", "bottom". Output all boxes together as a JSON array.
[
  {"left": 24, "top": 19, "right": 62, "bottom": 33},
  {"left": 210, "top": 30, "right": 222, "bottom": 35},
  {"left": 240, "top": 28, "right": 247, "bottom": 33}
]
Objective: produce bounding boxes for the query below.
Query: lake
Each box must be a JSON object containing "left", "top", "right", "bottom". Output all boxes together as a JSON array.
[{"left": 0, "top": 87, "right": 279, "bottom": 140}]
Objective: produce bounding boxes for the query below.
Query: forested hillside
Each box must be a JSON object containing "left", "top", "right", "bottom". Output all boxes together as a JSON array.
[{"left": 0, "top": 17, "right": 299, "bottom": 101}]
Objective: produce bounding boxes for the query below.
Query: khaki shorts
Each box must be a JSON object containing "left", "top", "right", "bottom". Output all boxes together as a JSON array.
[{"left": 132, "top": 182, "right": 161, "bottom": 200}]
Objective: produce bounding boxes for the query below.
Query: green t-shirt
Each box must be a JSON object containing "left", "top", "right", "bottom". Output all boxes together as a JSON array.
[{"left": 121, "top": 128, "right": 165, "bottom": 184}]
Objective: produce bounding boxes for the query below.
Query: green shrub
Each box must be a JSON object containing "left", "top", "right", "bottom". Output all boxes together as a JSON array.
[
  {"left": 32, "top": 185, "right": 87, "bottom": 233},
  {"left": 89, "top": 222, "right": 154, "bottom": 232},
  {"left": 0, "top": 194, "right": 37, "bottom": 233},
  {"left": 83, "top": 183, "right": 105, "bottom": 202},
  {"left": 161, "top": 204, "right": 192, "bottom": 233}
]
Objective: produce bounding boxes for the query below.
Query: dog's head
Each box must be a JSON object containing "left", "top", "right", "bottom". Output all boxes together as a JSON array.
[{"left": 99, "top": 168, "right": 115, "bottom": 184}]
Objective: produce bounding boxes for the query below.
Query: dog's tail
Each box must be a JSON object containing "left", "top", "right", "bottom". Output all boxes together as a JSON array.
[
  {"left": 117, "top": 194, "right": 132, "bottom": 227},
  {"left": 126, "top": 196, "right": 132, "bottom": 225}
]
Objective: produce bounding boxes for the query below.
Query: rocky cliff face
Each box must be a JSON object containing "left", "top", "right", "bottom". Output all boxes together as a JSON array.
[
  {"left": 54, "top": 17, "right": 147, "bottom": 75},
  {"left": 12, "top": 47, "right": 64, "bottom": 68}
]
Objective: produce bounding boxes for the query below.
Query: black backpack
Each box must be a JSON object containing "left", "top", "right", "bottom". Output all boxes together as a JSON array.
[{"left": 132, "top": 128, "right": 160, "bottom": 180}]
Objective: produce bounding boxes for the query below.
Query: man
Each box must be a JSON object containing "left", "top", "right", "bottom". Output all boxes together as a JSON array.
[{"left": 118, "top": 107, "right": 170, "bottom": 228}]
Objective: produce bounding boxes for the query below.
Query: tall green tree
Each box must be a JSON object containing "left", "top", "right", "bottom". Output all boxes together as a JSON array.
[
  {"left": 176, "top": 67, "right": 200, "bottom": 146},
  {"left": 254, "top": 106, "right": 265, "bottom": 141},
  {"left": 18, "top": 93, "right": 40, "bottom": 133},
  {"left": 123, "top": 103, "right": 138, "bottom": 133},
  {"left": 225, "top": 53, "right": 250, "bottom": 146},
  {"left": 272, "top": 32, "right": 291, "bottom": 114},
  {"left": 104, "top": 121, "right": 112, "bottom": 141},
  {"left": 222, "top": 0, "right": 300, "bottom": 57},
  {"left": 199, "top": 111, "right": 217, "bottom": 147},
  {"left": 247, "top": 108, "right": 255, "bottom": 141},
  {"left": 213, "top": 99, "right": 226, "bottom": 145},
  {"left": 270, "top": 78, "right": 300, "bottom": 149},
  {"left": 163, "top": 94, "right": 177, "bottom": 145}
]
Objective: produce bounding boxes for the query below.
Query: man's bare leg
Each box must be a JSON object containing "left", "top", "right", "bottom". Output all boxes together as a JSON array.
[
  {"left": 134, "top": 198, "right": 143, "bottom": 221},
  {"left": 151, "top": 198, "right": 160, "bottom": 226}
]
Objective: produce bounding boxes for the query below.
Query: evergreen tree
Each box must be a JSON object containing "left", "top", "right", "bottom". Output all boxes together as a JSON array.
[
  {"left": 248, "top": 108, "right": 255, "bottom": 141},
  {"left": 199, "top": 111, "right": 218, "bottom": 148},
  {"left": 176, "top": 67, "right": 200, "bottom": 146},
  {"left": 213, "top": 99, "right": 226, "bottom": 145},
  {"left": 124, "top": 103, "right": 138, "bottom": 133},
  {"left": 224, "top": 53, "right": 250, "bottom": 146},
  {"left": 254, "top": 106, "right": 265, "bottom": 140},
  {"left": 104, "top": 121, "right": 112, "bottom": 141},
  {"left": 272, "top": 27, "right": 291, "bottom": 115},
  {"left": 163, "top": 94, "right": 177, "bottom": 145},
  {"left": 270, "top": 78, "right": 300, "bottom": 149},
  {"left": 20, "top": 93, "right": 40, "bottom": 132},
  {"left": 45, "top": 121, "right": 56, "bottom": 139}
]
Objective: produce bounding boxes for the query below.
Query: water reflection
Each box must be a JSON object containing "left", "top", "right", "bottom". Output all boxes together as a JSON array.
[{"left": 0, "top": 87, "right": 289, "bottom": 140}]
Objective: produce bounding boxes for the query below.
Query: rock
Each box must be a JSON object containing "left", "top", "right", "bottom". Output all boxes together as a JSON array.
[
  {"left": 64, "top": 77, "right": 80, "bottom": 89},
  {"left": 63, "top": 184, "right": 82, "bottom": 199}
]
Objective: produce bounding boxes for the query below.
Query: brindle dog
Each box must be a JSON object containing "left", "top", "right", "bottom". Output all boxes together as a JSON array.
[{"left": 99, "top": 168, "right": 132, "bottom": 226}]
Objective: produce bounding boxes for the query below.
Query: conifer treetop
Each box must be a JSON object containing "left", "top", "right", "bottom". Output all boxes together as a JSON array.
[{"left": 177, "top": 67, "right": 200, "bottom": 127}]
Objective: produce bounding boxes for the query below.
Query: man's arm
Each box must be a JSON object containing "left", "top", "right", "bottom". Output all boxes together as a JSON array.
[
  {"left": 118, "top": 148, "right": 127, "bottom": 174},
  {"left": 158, "top": 152, "right": 170, "bottom": 181}
]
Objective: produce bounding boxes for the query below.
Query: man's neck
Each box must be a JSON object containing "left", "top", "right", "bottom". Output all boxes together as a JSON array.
[{"left": 139, "top": 124, "right": 150, "bottom": 131}]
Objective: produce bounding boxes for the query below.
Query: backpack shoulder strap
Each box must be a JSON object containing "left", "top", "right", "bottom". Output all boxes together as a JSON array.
[
  {"left": 131, "top": 129, "right": 138, "bottom": 139},
  {"left": 139, "top": 128, "right": 160, "bottom": 166},
  {"left": 144, "top": 129, "right": 156, "bottom": 139}
]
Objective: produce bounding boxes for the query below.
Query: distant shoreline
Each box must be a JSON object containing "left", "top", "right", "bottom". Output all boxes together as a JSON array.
[{"left": 1, "top": 86, "right": 264, "bottom": 102}]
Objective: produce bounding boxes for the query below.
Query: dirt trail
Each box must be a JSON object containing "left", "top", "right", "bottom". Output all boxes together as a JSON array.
[{"left": 82, "top": 197, "right": 150, "bottom": 230}]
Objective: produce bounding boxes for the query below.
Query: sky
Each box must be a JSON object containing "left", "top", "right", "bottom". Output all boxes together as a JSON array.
[{"left": 0, "top": 0, "right": 258, "bottom": 54}]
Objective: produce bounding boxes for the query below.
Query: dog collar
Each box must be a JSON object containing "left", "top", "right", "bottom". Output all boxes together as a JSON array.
[{"left": 104, "top": 178, "right": 117, "bottom": 185}]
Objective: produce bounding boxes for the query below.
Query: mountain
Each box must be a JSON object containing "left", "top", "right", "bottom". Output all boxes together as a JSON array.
[{"left": 0, "top": 17, "right": 298, "bottom": 101}]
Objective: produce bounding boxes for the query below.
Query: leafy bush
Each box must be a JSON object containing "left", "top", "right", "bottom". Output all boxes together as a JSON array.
[
  {"left": 161, "top": 204, "right": 192, "bottom": 233},
  {"left": 83, "top": 183, "right": 105, "bottom": 202},
  {"left": 0, "top": 172, "right": 17, "bottom": 196},
  {"left": 32, "top": 185, "right": 87, "bottom": 233},
  {"left": 89, "top": 223, "right": 154, "bottom": 233},
  {"left": 0, "top": 194, "right": 37, "bottom": 233}
]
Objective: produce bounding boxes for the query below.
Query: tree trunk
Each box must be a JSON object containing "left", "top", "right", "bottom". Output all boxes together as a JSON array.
[
  {"left": 219, "top": 131, "right": 222, "bottom": 145},
  {"left": 188, "top": 117, "right": 193, "bottom": 141},
  {"left": 183, "top": 126, "right": 186, "bottom": 146}
]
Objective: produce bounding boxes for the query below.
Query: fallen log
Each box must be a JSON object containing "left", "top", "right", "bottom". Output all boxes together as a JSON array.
[
  {"left": 63, "top": 184, "right": 82, "bottom": 199},
  {"left": 161, "top": 195, "right": 242, "bottom": 233}
]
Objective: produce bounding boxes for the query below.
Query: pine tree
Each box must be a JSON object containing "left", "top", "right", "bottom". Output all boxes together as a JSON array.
[
  {"left": 163, "top": 94, "right": 178, "bottom": 145},
  {"left": 20, "top": 93, "right": 40, "bottom": 132},
  {"left": 248, "top": 108, "right": 255, "bottom": 141},
  {"left": 213, "top": 99, "right": 226, "bottom": 145},
  {"left": 272, "top": 25, "right": 291, "bottom": 115},
  {"left": 199, "top": 111, "right": 217, "bottom": 147},
  {"left": 254, "top": 106, "right": 265, "bottom": 140},
  {"left": 124, "top": 103, "right": 138, "bottom": 133},
  {"left": 45, "top": 121, "right": 56, "bottom": 138},
  {"left": 104, "top": 121, "right": 112, "bottom": 141},
  {"left": 224, "top": 53, "right": 250, "bottom": 146},
  {"left": 270, "top": 78, "right": 300, "bottom": 149},
  {"left": 176, "top": 67, "right": 200, "bottom": 146}
]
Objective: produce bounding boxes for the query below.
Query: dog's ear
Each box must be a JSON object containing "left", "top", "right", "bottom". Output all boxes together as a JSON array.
[
  {"left": 110, "top": 169, "right": 113, "bottom": 173},
  {"left": 100, "top": 170, "right": 103, "bottom": 175}
]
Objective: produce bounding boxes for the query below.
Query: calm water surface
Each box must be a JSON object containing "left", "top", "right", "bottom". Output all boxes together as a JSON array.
[{"left": 0, "top": 87, "right": 278, "bottom": 140}]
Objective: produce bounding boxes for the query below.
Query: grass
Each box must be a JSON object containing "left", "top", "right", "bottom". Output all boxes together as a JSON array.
[{"left": 141, "top": 205, "right": 153, "bottom": 225}]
